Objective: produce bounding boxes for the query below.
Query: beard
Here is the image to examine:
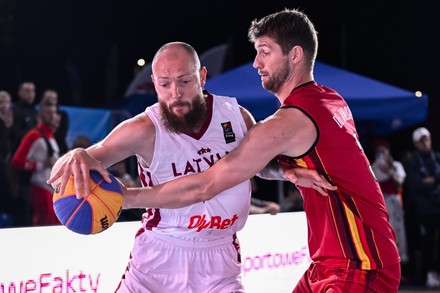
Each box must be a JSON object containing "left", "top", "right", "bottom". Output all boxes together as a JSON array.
[
  {"left": 159, "top": 94, "right": 207, "bottom": 133},
  {"left": 262, "top": 58, "right": 291, "bottom": 94}
]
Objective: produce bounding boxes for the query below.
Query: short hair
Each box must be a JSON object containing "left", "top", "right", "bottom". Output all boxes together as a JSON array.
[{"left": 248, "top": 8, "right": 318, "bottom": 68}]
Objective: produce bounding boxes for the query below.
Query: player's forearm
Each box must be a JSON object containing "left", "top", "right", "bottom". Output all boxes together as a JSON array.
[{"left": 122, "top": 175, "right": 214, "bottom": 209}]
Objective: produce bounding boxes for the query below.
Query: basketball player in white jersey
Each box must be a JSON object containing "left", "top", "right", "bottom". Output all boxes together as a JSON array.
[
  {"left": 50, "top": 42, "right": 251, "bottom": 292},
  {"left": 49, "top": 41, "right": 332, "bottom": 292}
]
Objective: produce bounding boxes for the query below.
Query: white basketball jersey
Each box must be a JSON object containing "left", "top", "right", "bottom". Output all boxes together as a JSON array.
[{"left": 138, "top": 91, "right": 251, "bottom": 241}]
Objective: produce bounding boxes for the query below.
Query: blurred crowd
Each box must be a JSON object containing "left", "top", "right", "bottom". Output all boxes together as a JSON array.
[
  {"left": 0, "top": 82, "right": 68, "bottom": 227},
  {"left": 0, "top": 81, "right": 145, "bottom": 227},
  {"left": 1, "top": 81, "right": 440, "bottom": 289}
]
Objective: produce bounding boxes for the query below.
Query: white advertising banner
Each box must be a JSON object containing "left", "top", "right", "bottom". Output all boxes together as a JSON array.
[{"left": 0, "top": 211, "right": 310, "bottom": 293}]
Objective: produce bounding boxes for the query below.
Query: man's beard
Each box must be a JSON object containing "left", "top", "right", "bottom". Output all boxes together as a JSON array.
[
  {"left": 262, "top": 58, "right": 290, "bottom": 94},
  {"left": 159, "top": 95, "right": 207, "bottom": 133}
]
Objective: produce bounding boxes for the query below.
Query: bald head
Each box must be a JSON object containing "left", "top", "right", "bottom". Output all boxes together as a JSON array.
[
  {"left": 151, "top": 42, "right": 201, "bottom": 75},
  {"left": 149, "top": 41, "right": 208, "bottom": 133}
]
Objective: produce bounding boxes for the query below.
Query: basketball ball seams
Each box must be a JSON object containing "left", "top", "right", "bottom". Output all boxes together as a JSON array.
[
  {"left": 90, "top": 191, "right": 120, "bottom": 222},
  {"left": 53, "top": 171, "right": 123, "bottom": 235},
  {"left": 65, "top": 198, "right": 89, "bottom": 226},
  {"left": 90, "top": 175, "right": 123, "bottom": 223}
]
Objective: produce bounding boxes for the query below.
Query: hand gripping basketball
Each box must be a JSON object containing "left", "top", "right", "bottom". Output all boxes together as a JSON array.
[{"left": 53, "top": 171, "right": 123, "bottom": 235}]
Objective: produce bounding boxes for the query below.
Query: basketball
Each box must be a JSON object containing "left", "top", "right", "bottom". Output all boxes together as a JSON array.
[{"left": 53, "top": 170, "right": 123, "bottom": 235}]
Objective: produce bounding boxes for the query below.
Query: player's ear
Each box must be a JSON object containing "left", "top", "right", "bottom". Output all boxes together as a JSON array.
[
  {"left": 200, "top": 66, "right": 207, "bottom": 86},
  {"left": 290, "top": 45, "right": 303, "bottom": 64}
]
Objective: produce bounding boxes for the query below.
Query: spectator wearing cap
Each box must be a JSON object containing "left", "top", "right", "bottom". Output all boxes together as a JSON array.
[
  {"left": 371, "top": 139, "right": 409, "bottom": 268},
  {"left": 405, "top": 127, "right": 440, "bottom": 288}
]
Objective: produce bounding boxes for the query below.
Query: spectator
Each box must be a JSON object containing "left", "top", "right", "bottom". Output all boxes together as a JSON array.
[
  {"left": 11, "top": 99, "right": 61, "bottom": 226},
  {"left": 40, "top": 89, "right": 69, "bottom": 155},
  {"left": 371, "top": 139, "right": 409, "bottom": 274},
  {"left": 0, "top": 90, "right": 14, "bottom": 223},
  {"left": 400, "top": 149, "right": 423, "bottom": 282},
  {"left": 11, "top": 81, "right": 38, "bottom": 152},
  {"left": 9, "top": 82, "right": 38, "bottom": 226},
  {"left": 405, "top": 127, "right": 440, "bottom": 288}
]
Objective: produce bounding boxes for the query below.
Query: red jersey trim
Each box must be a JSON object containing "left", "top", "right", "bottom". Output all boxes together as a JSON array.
[{"left": 183, "top": 90, "right": 213, "bottom": 140}]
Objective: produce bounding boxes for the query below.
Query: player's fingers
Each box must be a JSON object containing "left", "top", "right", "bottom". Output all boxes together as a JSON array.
[
  {"left": 73, "top": 175, "right": 85, "bottom": 199},
  {"left": 47, "top": 167, "right": 63, "bottom": 188},
  {"left": 48, "top": 154, "right": 69, "bottom": 185},
  {"left": 314, "top": 174, "right": 332, "bottom": 188},
  {"left": 317, "top": 175, "right": 337, "bottom": 190},
  {"left": 308, "top": 172, "right": 335, "bottom": 190},
  {"left": 78, "top": 162, "right": 110, "bottom": 196},
  {"left": 66, "top": 157, "right": 84, "bottom": 199},
  {"left": 47, "top": 168, "right": 61, "bottom": 184},
  {"left": 55, "top": 154, "right": 78, "bottom": 195},
  {"left": 94, "top": 164, "right": 112, "bottom": 183},
  {"left": 314, "top": 183, "right": 328, "bottom": 196},
  {"left": 77, "top": 161, "right": 90, "bottom": 198},
  {"left": 58, "top": 167, "right": 72, "bottom": 195},
  {"left": 284, "top": 171, "right": 298, "bottom": 184}
]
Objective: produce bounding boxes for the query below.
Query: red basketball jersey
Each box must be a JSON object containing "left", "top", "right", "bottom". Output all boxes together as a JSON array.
[{"left": 277, "top": 82, "right": 399, "bottom": 270}]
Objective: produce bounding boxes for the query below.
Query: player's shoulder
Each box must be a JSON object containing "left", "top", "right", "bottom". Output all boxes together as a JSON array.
[
  {"left": 116, "top": 112, "right": 154, "bottom": 134},
  {"left": 238, "top": 105, "right": 256, "bottom": 130},
  {"left": 257, "top": 107, "right": 315, "bottom": 139}
]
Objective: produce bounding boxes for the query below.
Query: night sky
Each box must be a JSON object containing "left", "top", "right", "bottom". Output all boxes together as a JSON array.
[{"left": 1, "top": 0, "right": 438, "bottom": 153}]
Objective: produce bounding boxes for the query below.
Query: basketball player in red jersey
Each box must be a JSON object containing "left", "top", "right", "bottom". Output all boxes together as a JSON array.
[{"left": 117, "top": 9, "right": 400, "bottom": 292}]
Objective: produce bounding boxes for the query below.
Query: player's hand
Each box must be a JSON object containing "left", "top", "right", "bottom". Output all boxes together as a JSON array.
[
  {"left": 284, "top": 168, "right": 336, "bottom": 196},
  {"left": 47, "top": 148, "right": 111, "bottom": 198}
]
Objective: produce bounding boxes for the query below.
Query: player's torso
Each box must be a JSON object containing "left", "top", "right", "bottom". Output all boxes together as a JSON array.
[
  {"left": 138, "top": 93, "right": 251, "bottom": 241},
  {"left": 278, "top": 83, "right": 399, "bottom": 269}
]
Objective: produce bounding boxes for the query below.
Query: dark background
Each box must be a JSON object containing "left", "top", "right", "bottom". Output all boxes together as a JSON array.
[{"left": 1, "top": 0, "right": 438, "bottom": 156}]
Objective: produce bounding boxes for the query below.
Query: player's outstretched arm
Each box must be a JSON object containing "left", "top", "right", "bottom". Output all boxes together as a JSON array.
[
  {"left": 48, "top": 114, "right": 154, "bottom": 198},
  {"left": 121, "top": 155, "right": 336, "bottom": 209},
  {"left": 122, "top": 109, "right": 336, "bottom": 209}
]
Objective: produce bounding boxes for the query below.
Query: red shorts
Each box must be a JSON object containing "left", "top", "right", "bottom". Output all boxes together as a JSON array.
[{"left": 293, "top": 262, "right": 401, "bottom": 293}]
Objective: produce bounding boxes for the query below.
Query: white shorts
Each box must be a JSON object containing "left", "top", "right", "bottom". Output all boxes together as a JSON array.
[{"left": 115, "top": 229, "right": 245, "bottom": 293}]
